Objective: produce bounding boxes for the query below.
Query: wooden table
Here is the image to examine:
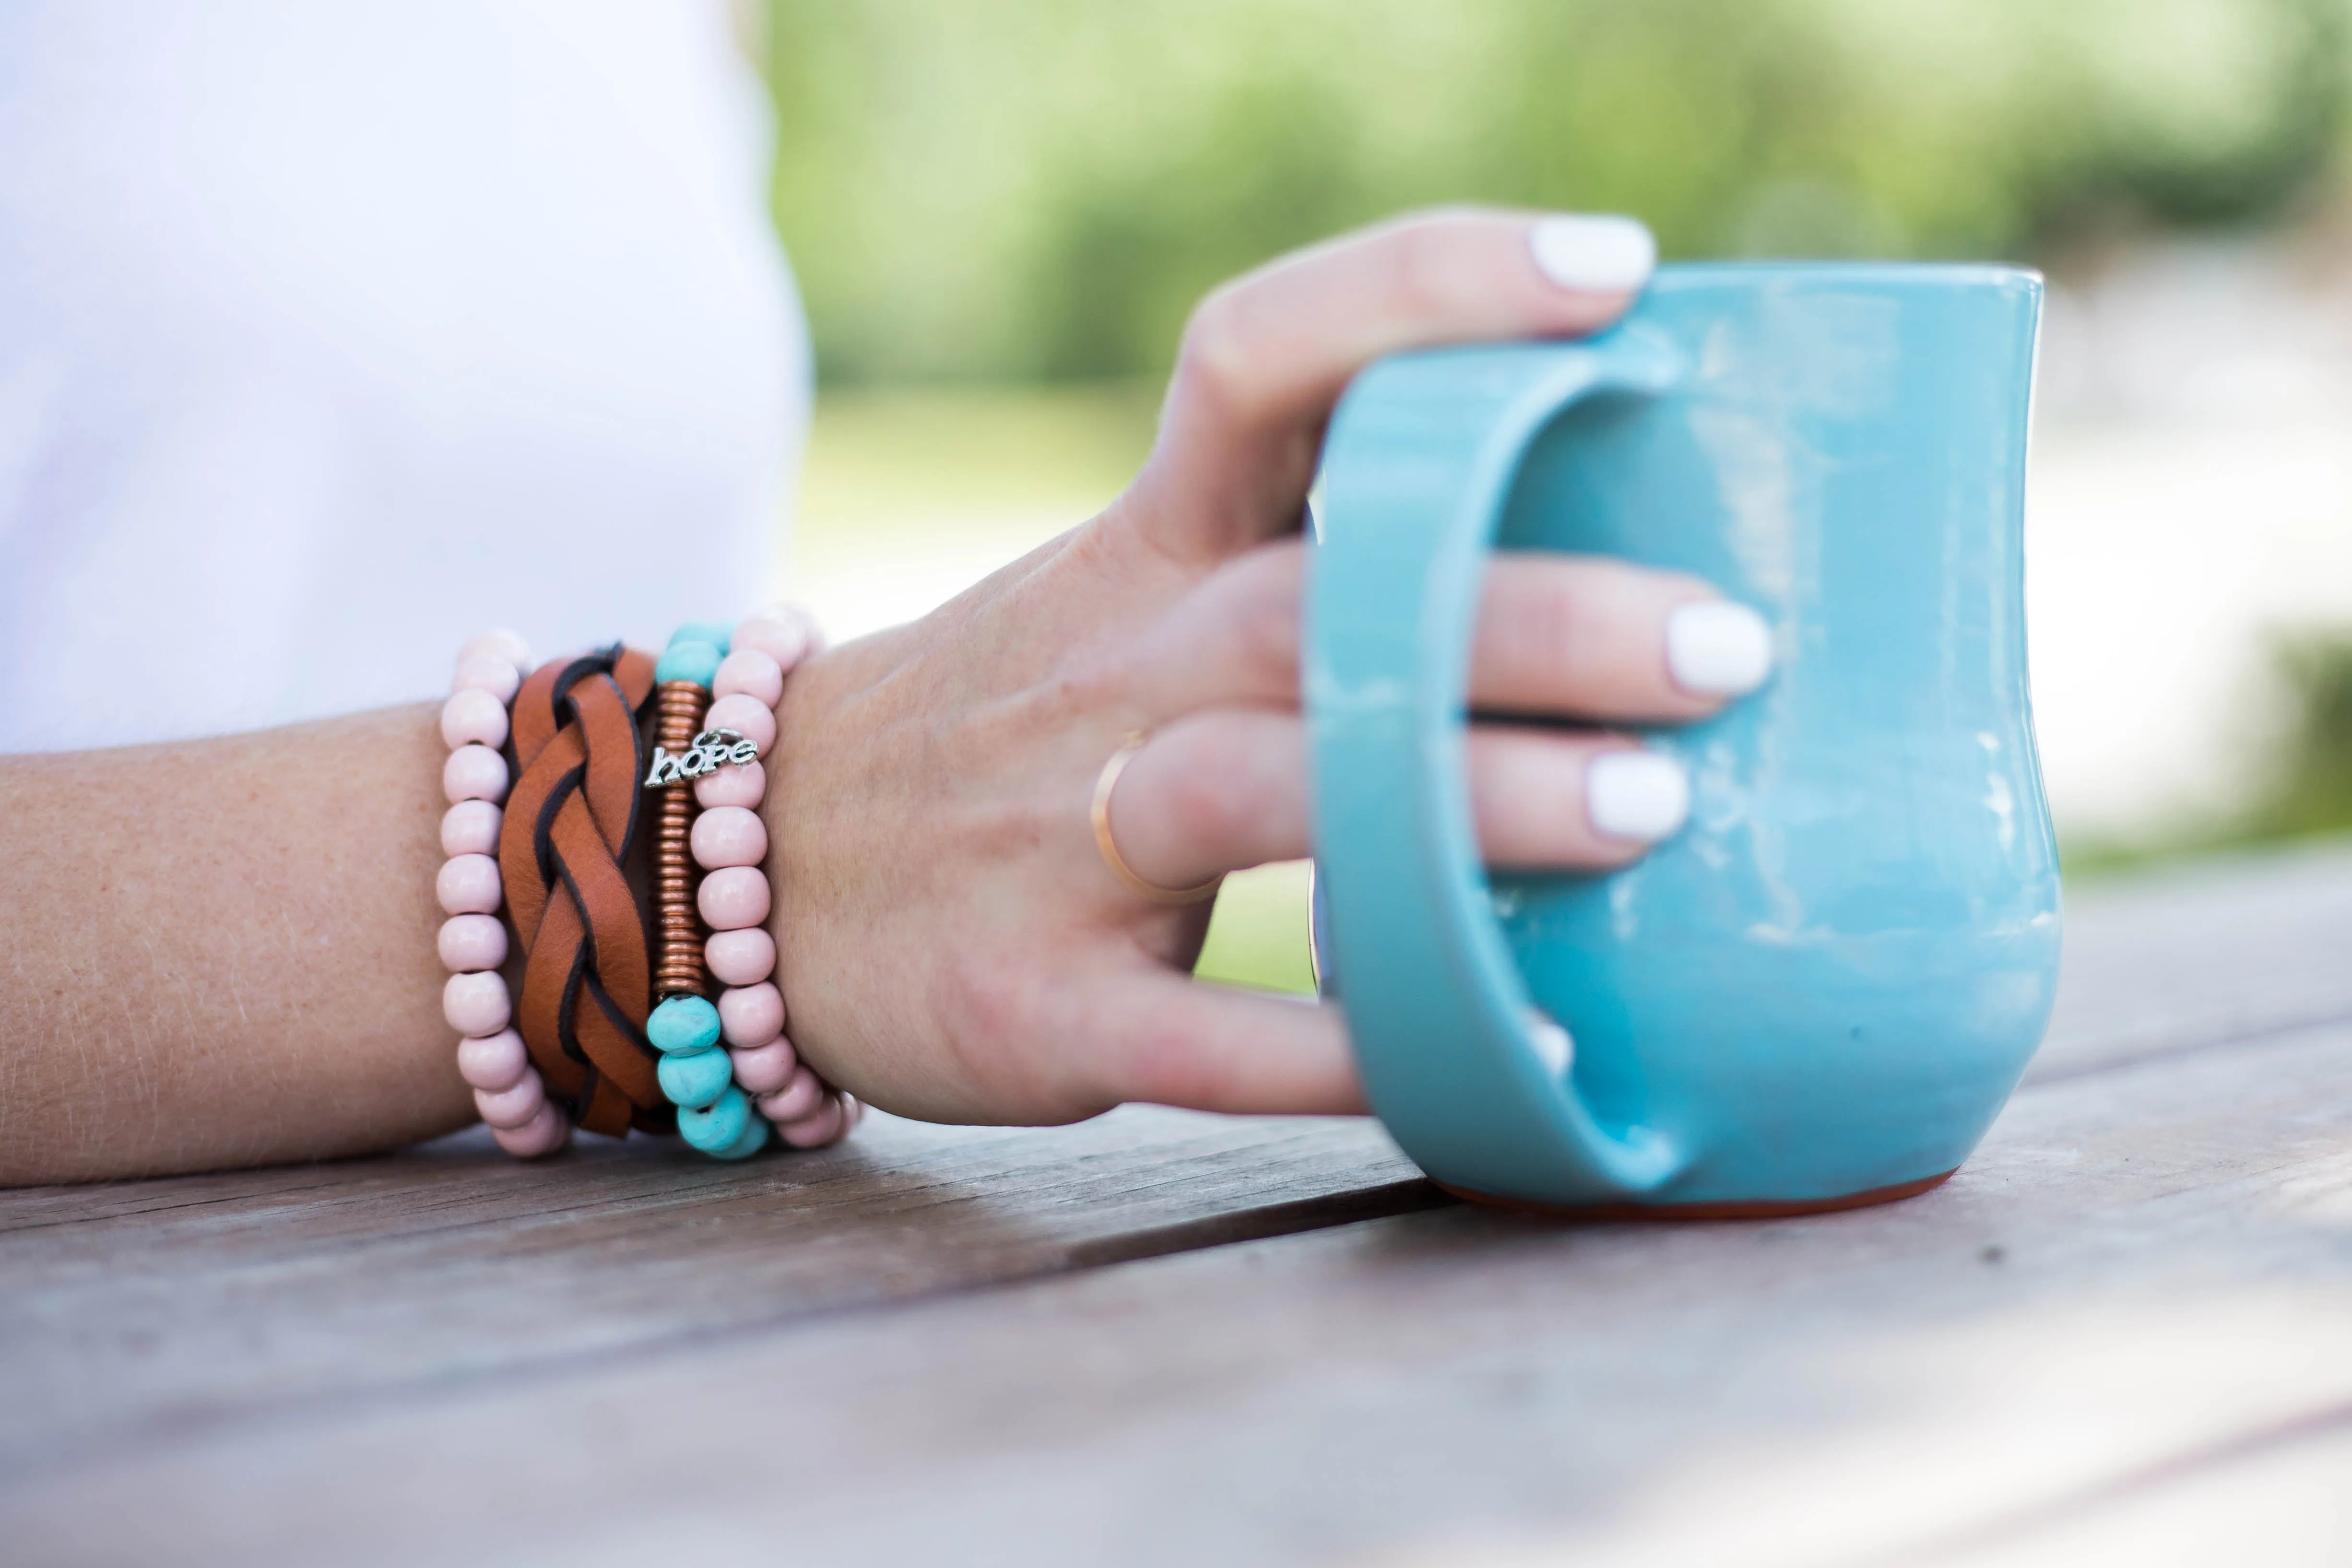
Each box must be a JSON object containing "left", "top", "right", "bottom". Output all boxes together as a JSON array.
[{"left": 6, "top": 845, "right": 2350, "bottom": 1567}]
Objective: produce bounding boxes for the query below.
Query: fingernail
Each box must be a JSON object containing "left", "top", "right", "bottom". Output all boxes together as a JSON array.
[
  {"left": 1666, "top": 601, "right": 1774, "bottom": 696},
  {"left": 1529, "top": 214, "right": 1656, "bottom": 293},
  {"left": 1586, "top": 751, "right": 1690, "bottom": 842},
  {"left": 1526, "top": 1008, "right": 1574, "bottom": 1077}
]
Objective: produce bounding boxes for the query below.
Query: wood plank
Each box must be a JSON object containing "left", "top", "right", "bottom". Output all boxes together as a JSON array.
[
  {"left": 5, "top": 986, "right": 2347, "bottom": 1565},
  {"left": 2028, "top": 837, "right": 2352, "bottom": 1080},
  {"left": 2, "top": 840, "right": 2347, "bottom": 1559},
  {"left": 1895, "top": 1414, "right": 2352, "bottom": 1567},
  {"left": 0, "top": 1107, "right": 1428, "bottom": 1479}
]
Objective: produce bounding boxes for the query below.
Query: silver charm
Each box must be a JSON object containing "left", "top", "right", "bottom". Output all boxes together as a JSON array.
[{"left": 645, "top": 726, "right": 760, "bottom": 787}]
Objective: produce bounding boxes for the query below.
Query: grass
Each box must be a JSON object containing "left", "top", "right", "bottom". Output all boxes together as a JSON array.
[
  {"left": 1194, "top": 861, "right": 1318, "bottom": 994},
  {"left": 2064, "top": 629, "right": 2352, "bottom": 878}
]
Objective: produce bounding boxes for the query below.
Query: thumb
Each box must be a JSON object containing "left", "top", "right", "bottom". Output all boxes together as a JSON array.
[{"left": 1115, "top": 207, "right": 1655, "bottom": 567}]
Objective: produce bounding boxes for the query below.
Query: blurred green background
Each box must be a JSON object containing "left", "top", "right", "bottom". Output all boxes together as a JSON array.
[
  {"left": 755, "top": 0, "right": 2352, "bottom": 993},
  {"left": 761, "top": 0, "right": 2350, "bottom": 384}
]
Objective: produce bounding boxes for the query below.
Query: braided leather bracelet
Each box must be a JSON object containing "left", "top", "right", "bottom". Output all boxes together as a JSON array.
[
  {"left": 441, "top": 632, "right": 672, "bottom": 1150},
  {"left": 501, "top": 641, "right": 681, "bottom": 1138}
]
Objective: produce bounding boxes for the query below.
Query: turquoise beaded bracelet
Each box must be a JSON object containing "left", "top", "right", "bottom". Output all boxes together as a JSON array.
[{"left": 643, "top": 612, "right": 860, "bottom": 1158}]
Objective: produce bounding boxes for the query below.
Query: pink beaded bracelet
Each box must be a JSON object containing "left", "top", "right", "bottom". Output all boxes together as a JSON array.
[
  {"left": 436, "top": 629, "right": 570, "bottom": 1158},
  {"left": 703, "top": 607, "right": 861, "bottom": 1149}
]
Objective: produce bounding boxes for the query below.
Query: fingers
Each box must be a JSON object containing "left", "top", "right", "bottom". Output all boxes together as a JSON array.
[
  {"left": 1077, "top": 971, "right": 1366, "bottom": 1116},
  {"left": 1124, "top": 209, "right": 1657, "bottom": 564},
  {"left": 1104, "top": 709, "right": 1691, "bottom": 891},
  {"left": 1465, "top": 730, "right": 1690, "bottom": 870},
  {"left": 1123, "top": 542, "right": 1305, "bottom": 718},
  {"left": 1129, "top": 540, "right": 1772, "bottom": 725},
  {"left": 1471, "top": 554, "right": 1772, "bottom": 719},
  {"left": 1107, "top": 710, "right": 1306, "bottom": 887}
]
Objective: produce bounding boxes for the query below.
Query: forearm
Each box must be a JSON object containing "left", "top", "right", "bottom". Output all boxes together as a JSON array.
[
  {"left": 0, "top": 706, "right": 466, "bottom": 1183},
  {"left": 0, "top": 209, "right": 1711, "bottom": 1183}
]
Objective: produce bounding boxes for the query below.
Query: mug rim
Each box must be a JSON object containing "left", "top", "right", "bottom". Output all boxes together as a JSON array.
[{"left": 1648, "top": 259, "right": 2041, "bottom": 293}]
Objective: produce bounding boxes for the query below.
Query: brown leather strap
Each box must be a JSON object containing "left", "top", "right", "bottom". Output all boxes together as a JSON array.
[{"left": 498, "top": 645, "right": 666, "bottom": 1137}]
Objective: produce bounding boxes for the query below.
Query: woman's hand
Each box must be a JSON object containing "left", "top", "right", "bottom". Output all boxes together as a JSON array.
[{"left": 767, "top": 208, "right": 1772, "bottom": 1127}]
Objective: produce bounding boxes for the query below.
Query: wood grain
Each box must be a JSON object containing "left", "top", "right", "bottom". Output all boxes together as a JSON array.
[
  {"left": 0, "top": 1108, "right": 1426, "bottom": 1477},
  {"left": 3, "top": 844, "right": 2348, "bottom": 1565},
  {"left": 12, "top": 1008, "right": 2342, "bottom": 1568},
  {"left": 2028, "top": 839, "right": 2352, "bottom": 1080},
  {"left": 1896, "top": 1418, "right": 2352, "bottom": 1567}
]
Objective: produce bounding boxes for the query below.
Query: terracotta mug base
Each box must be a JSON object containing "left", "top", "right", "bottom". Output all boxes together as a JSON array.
[{"left": 1435, "top": 1166, "right": 1956, "bottom": 1221}]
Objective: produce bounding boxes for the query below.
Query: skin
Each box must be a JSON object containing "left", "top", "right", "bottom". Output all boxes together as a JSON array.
[{"left": 0, "top": 210, "right": 1748, "bottom": 1185}]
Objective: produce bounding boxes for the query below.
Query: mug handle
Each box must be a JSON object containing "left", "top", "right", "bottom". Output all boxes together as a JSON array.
[{"left": 1305, "top": 330, "right": 1688, "bottom": 1205}]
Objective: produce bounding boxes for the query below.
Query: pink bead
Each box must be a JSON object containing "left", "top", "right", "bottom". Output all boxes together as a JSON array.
[
  {"left": 443, "top": 744, "right": 510, "bottom": 804},
  {"left": 731, "top": 606, "right": 817, "bottom": 670},
  {"left": 840, "top": 1094, "right": 863, "bottom": 1131},
  {"left": 691, "top": 805, "right": 767, "bottom": 871},
  {"left": 437, "top": 853, "right": 503, "bottom": 916},
  {"left": 704, "top": 694, "right": 776, "bottom": 757},
  {"left": 450, "top": 652, "right": 522, "bottom": 704},
  {"left": 779, "top": 1096, "right": 847, "bottom": 1149},
  {"left": 459, "top": 630, "right": 532, "bottom": 670},
  {"left": 694, "top": 759, "right": 765, "bottom": 810},
  {"left": 493, "top": 1100, "right": 570, "bottom": 1157},
  {"left": 719, "top": 982, "right": 785, "bottom": 1047},
  {"left": 697, "top": 866, "right": 771, "bottom": 931},
  {"left": 705, "top": 926, "right": 775, "bottom": 987},
  {"left": 444, "top": 970, "right": 512, "bottom": 1036},
  {"left": 756, "top": 1065, "right": 825, "bottom": 1125},
  {"left": 730, "top": 1036, "right": 798, "bottom": 1095},
  {"left": 440, "top": 688, "right": 509, "bottom": 751},
  {"left": 437, "top": 913, "right": 508, "bottom": 973},
  {"left": 441, "top": 800, "right": 502, "bottom": 858},
  {"left": 712, "top": 649, "right": 786, "bottom": 707},
  {"left": 474, "top": 1068, "right": 544, "bottom": 1130},
  {"left": 456, "top": 1029, "right": 530, "bottom": 1092}
]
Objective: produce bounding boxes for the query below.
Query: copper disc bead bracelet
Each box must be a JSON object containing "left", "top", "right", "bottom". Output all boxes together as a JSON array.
[{"left": 432, "top": 611, "right": 859, "bottom": 1161}]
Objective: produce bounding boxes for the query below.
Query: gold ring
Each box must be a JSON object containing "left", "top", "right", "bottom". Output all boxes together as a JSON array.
[{"left": 1091, "top": 733, "right": 1224, "bottom": 904}]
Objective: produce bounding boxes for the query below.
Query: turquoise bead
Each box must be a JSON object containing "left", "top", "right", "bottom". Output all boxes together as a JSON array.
[
  {"left": 656, "top": 1046, "right": 733, "bottom": 1109},
  {"left": 678, "top": 1085, "right": 750, "bottom": 1153},
  {"left": 667, "top": 622, "right": 733, "bottom": 654},
  {"left": 654, "top": 639, "right": 723, "bottom": 688},
  {"left": 646, "top": 995, "right": 721, "bottom": 1054},
  {"left": 709, "top": 1115, "right": 771, "bottom": 1161}
]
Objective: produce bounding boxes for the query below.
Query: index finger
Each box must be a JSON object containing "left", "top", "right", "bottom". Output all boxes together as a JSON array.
[
  {"left": 1076, "top": 969, "right": 1367, "bottom": 1117},
  {"left": 1124, "top": 207, "right": 1656, "bottom": 565}
]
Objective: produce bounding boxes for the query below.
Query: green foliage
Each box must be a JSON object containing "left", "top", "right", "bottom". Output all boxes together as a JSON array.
[
  {"left": 2250, "top": 630, "right": 2352, "bottom": 839},
  {"left": 760, "top": 0, "right": 2352, "bottom": 383},
  {"left": 2062, "top": 627, "right": 2352, "bottom": 876},
  {"left": 1192, "top": 861, "right": 1317, "bottom": 995}
]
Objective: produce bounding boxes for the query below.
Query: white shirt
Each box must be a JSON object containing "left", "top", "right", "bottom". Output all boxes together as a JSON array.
[{"left": 0, "top": 1, "right": 810, "bottom": 752}]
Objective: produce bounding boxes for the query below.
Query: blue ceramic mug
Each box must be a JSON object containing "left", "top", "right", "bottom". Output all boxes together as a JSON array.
[{"left": 1305, "top": 263, "right": 2061, "bottom": 1214}]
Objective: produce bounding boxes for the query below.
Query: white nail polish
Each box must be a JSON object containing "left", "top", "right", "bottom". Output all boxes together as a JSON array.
[
  {"left": 1526, "top": 1008, "right": 1574, "bottom": 1078},
  {"left": 1586, "top": 751, "right": 1691, "bottom": 842},
  {"left": 1666, "top": 601, "right": 1774, "bottom": 696},
  {"left": 1529, "top": 214, "right": 1657, "bottom": 293}
]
